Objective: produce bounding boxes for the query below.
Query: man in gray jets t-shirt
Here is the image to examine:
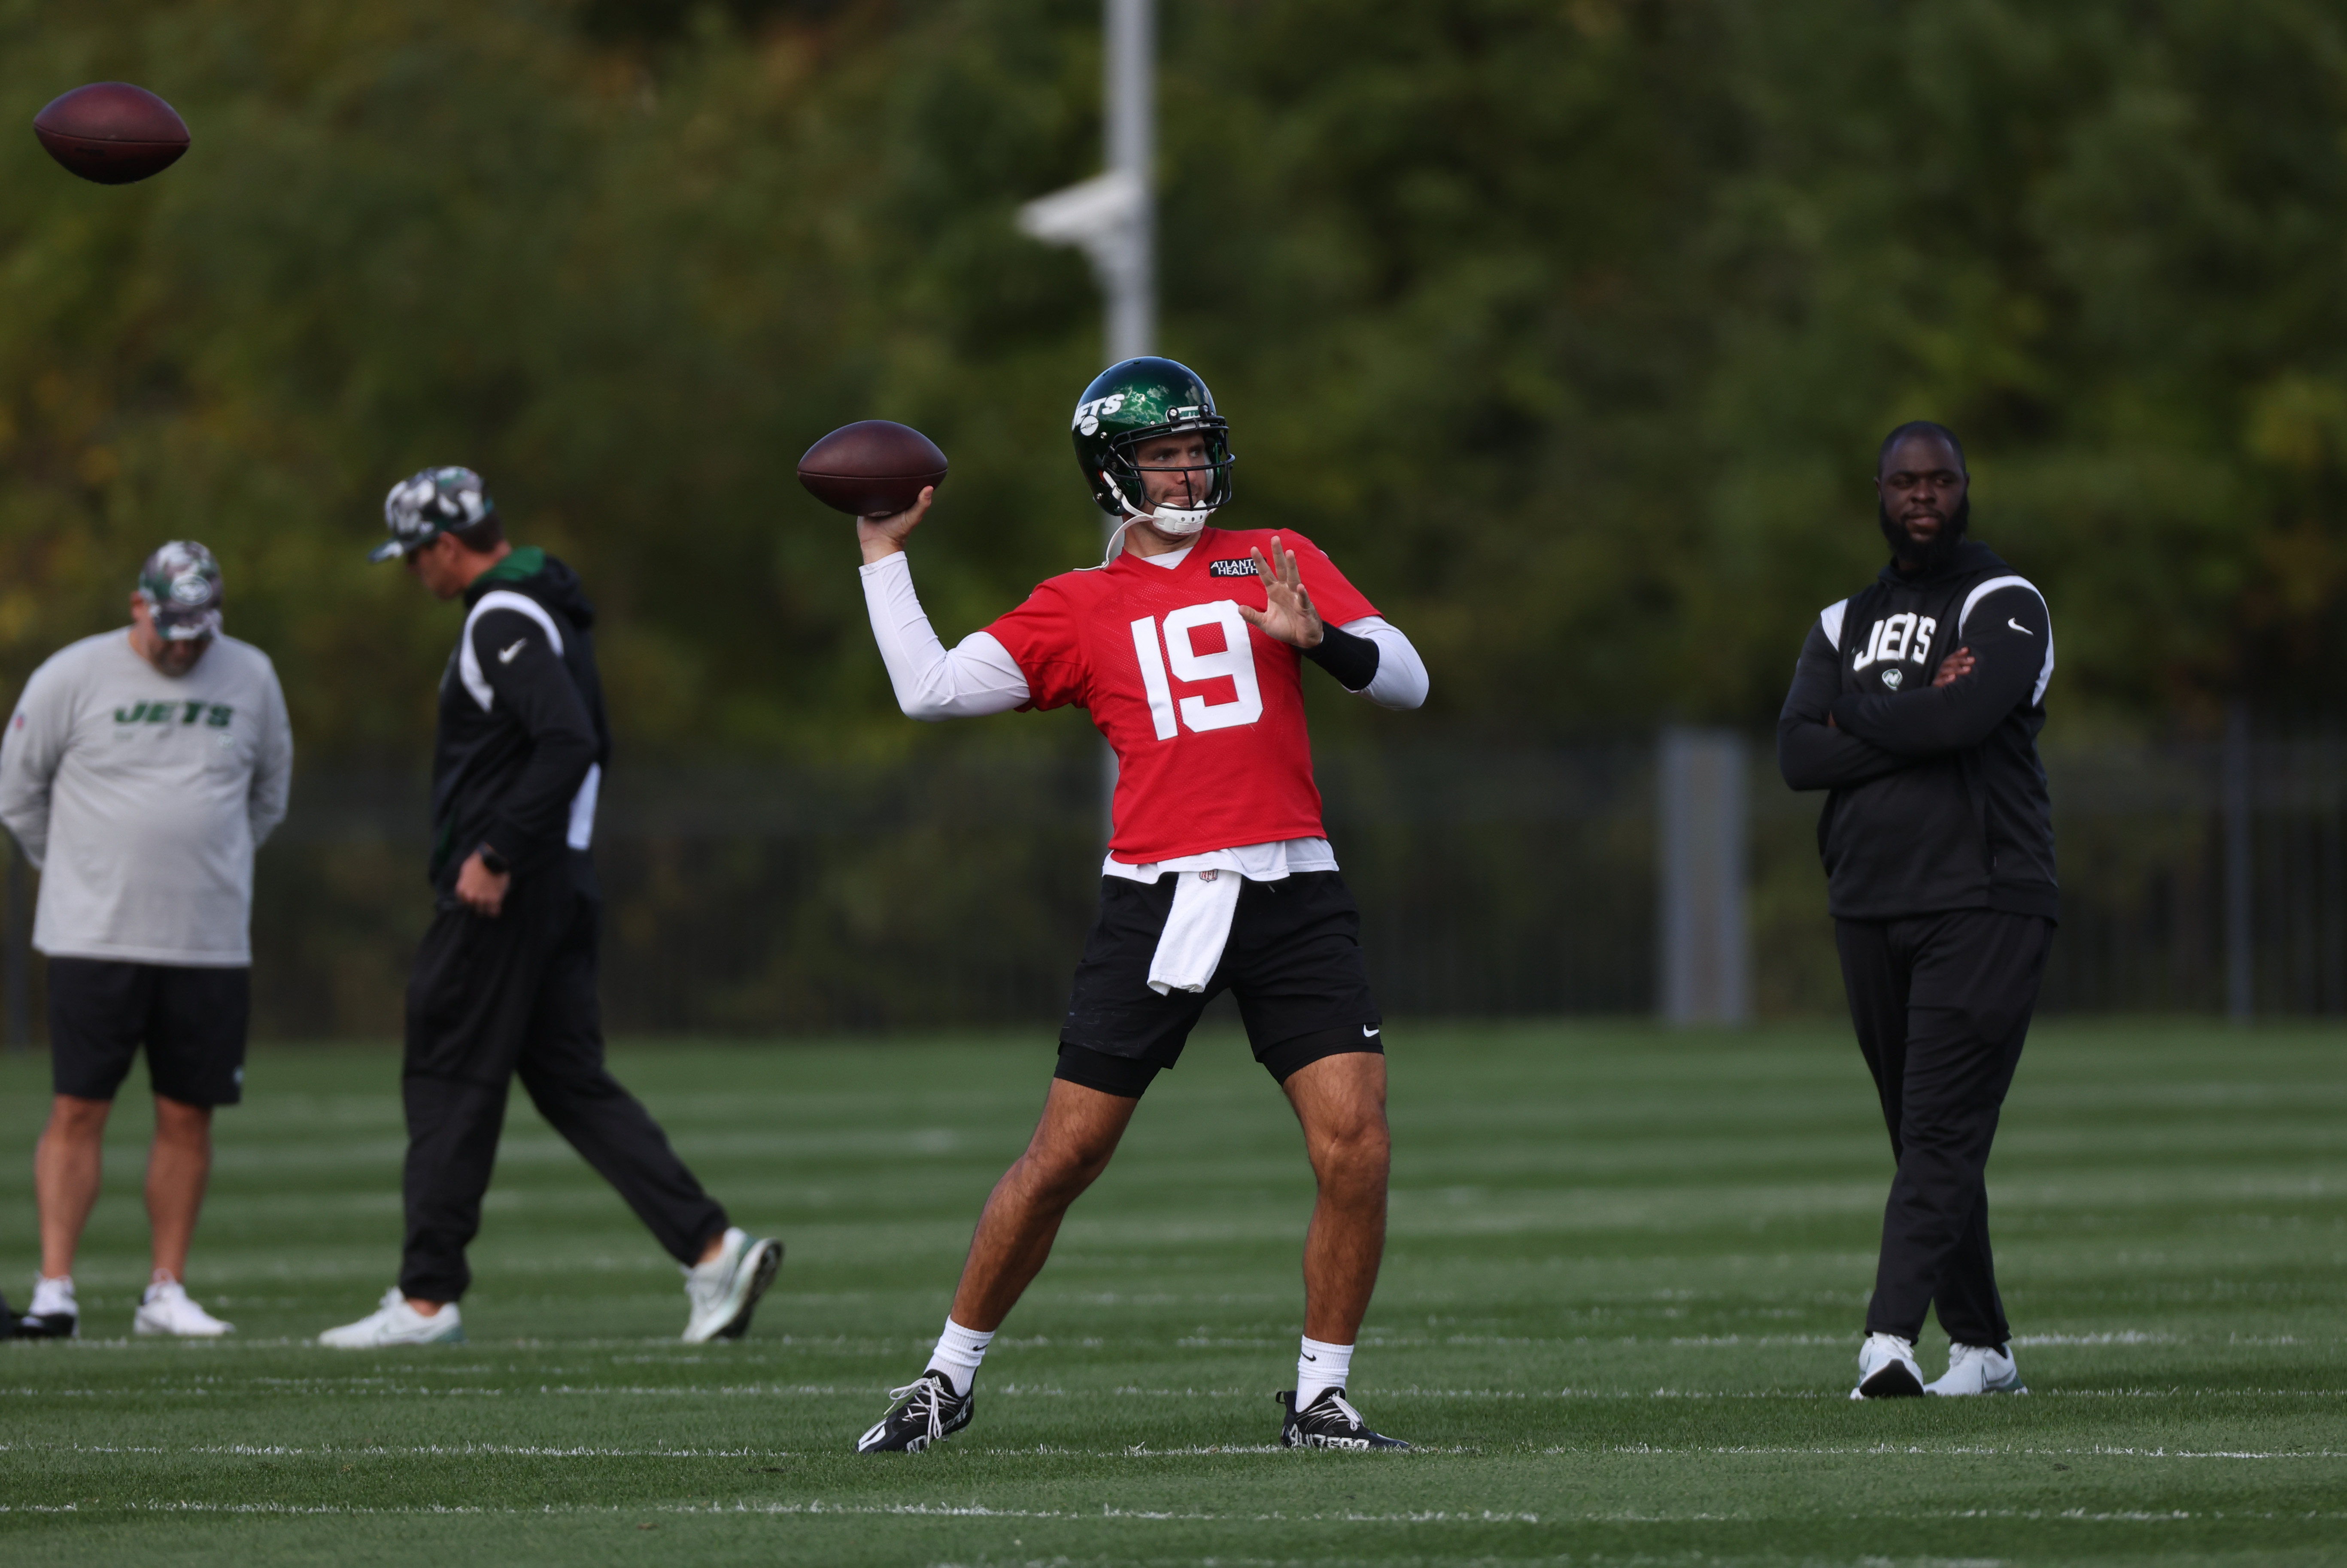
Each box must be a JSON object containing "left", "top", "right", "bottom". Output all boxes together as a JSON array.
[{"left": 0, "top": 542, "right": 292, "bottom": 1339}]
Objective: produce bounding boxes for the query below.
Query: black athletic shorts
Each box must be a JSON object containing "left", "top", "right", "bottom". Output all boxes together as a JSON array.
[
  {"left": 48, "top": 958, "right": 251, "bottom": 1107},
  {"left": 1055, "top": 870, "right": 1382, "bottom": 1099}
]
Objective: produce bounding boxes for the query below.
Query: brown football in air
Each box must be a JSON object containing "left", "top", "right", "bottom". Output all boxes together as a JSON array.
[
  {"left": 34, "top": 83, "right": 191, "bottom": 185},
  {"left": 797, "top": 421, "right": 949, "bottom": 518}
]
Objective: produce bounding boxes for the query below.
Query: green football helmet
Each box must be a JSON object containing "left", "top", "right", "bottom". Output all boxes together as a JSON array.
[{"left": 1070, "top": 357, "right": 1236, "bottom": 537}]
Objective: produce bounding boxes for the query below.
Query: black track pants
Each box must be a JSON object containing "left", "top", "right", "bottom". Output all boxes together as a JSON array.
[
  {"left": 399, "top": 866, "right": 726, "bottom": 1303},
  {"left": 1835, "top": 910, "right": 2051, "bottom": 1346}
]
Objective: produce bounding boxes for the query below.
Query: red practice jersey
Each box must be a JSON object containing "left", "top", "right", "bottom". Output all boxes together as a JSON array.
[{"left": 985, "top": 526, "right": 1379, "bottom": 864}]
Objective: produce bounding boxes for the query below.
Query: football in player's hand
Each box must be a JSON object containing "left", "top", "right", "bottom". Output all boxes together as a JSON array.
[
  {"left": 34, "top": 83, "right": 191, "bottom": 185},
  {"left": 798, "top": 421, "right": 949, "bottom": 519}
]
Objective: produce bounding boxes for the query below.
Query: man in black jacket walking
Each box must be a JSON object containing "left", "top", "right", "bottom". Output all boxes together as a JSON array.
[
  {"left": 320, "top": 468, "right": 780, "bottom": 1347},
  {"left": 1778, "top": 423, "right": 2056, "bottom": 1400}
]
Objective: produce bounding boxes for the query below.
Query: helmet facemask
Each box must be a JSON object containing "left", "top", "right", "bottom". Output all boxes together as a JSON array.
[{"left": 1098, "top": 419, "right": 1236, "bottom": 537}]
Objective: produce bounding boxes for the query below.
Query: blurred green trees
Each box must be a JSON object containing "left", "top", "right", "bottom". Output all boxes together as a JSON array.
[{"left": 2, "top": 0, "right": 2343, "bottom": 762}]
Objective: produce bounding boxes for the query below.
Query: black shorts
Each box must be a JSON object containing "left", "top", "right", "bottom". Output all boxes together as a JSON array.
[
  {"left": 1055, "top": 870, "right": 1382, "bottom": 1099},
  {"left": 48, "top": 958, "right": 251, "bottom": 1107}
]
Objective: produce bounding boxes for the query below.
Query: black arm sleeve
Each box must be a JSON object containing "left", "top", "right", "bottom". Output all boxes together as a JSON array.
[
  {"left": 473, "top": 608, "right": 597, "bottom": 868},
  {"left": 1830, "top": 588, "right": 2049, "bottom": 758},
  {"left": 1300, "top": 623, "right": 1381, "bottom": 691},
  {"left": 1778, "top": 623, "right": 1909, "bottom": 792}
]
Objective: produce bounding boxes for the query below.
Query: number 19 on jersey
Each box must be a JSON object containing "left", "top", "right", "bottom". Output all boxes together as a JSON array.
[{"left": 1130, "top": 605, "right": 1264, "bottom": 740}]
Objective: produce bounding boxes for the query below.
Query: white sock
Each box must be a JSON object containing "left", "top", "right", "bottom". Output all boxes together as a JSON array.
[
  {"left": 30, "top": 1275, "right": 75, "bottom": 1316},
  {"left": 928, "top": 1316, "right": 993, "bottom": 1395},
  {"left": 1297, "top": 1335, "right": 1353, "bottom": 1409}
]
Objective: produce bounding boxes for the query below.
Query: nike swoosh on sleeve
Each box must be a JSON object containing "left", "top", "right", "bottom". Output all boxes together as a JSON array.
[
  {"left": 498, "top": 639, "right": 527, "bottom": 663},
  {"left": 2007, "top": 618, "right": 2032, "bottom": 635}
]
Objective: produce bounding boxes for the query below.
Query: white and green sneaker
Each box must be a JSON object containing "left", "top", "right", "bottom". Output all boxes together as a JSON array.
[
  {"left": 682, "top": 1227, "right": 783, "bottom": 1344},
  {"left": 318, "top": 1288, "right": 465, "bottom": 1348},
  {"left": 1927, "top": 1341, "right": 2027, "bottom": 1395}
]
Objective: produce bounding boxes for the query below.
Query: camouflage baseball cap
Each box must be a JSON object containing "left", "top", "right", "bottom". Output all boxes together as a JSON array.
[
  {"left": 371, "top": 466, "right": 496, "bottom": 562},
  {"left": 136, "top": 541, "right": 223, "bottom": 641}
]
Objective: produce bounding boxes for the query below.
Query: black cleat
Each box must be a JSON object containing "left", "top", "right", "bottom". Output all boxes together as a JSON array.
[
  {"left": 856, "top": 1369, "right": 972, "bottom": 1453},
  {"left": 0, "top": 1291, "right": 16, "bottom": 1339},
  {"left": 1277, "top": 1386, "right": 1410, "bottom": 1450}
]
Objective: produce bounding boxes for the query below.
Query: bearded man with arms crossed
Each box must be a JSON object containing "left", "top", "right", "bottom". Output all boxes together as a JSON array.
[
  {"left": 850, "top": 358, "right": 1430, "bottom": 1452},
  {"left": 1778, "top": 422, "right": 2058, "bottom": 1400}
]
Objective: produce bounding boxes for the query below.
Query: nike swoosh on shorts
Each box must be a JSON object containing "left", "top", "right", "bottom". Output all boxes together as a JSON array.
[{"left": 498, "top": 640, "right": 527, "bottom": 663}]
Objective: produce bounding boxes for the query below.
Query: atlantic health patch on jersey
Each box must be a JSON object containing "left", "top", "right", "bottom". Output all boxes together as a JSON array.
[{"left": 1208, "top": 558, "right": 1259, "bottom": 578}]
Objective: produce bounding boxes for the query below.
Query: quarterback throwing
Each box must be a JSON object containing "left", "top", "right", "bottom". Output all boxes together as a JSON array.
[{"left": 851, "top": 358, "right": 1428, "bottom": 1452}]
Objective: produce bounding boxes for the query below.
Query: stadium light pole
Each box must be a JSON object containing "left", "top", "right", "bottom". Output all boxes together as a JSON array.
[
  {"left": 1018, "top": 0, "right": 1156, "bottom": 375},
  {"left": 1017, "top": 0, "right": 1156, "bottom": 835}
]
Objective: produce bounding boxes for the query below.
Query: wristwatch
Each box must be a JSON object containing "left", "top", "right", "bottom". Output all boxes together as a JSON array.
[{"left": 476, "top": 843, "right": 511, "bottom": 877}]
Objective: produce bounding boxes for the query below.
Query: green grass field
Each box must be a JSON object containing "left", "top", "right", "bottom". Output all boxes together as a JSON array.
[{"left": 0, "top": 1021, "right": 2341, "bottom": 1566}]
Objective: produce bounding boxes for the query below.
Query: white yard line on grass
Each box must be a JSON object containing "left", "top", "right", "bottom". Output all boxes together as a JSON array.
[
  {"left": 9, "top": 1498, "right": 2342, "bottom": 1527},
  {"left": 9, "top": 1382, "right": 2345, "bottom": 1402},
  {"left": 0, "top": 1501, "right": 1542, "bottom": 1524},
  {"left": 11, "top": 1437, "right": 2344, "bottom": 1465},
  {"left": 2011, "top": 1332, "right": 2178, "bottom": 1346},
  {"left": 1578, "top": 1443, "right": 2347, "bottom": 1460},
  {"left": 0, "top": 1441, "right": 772, "bottom": 1459}
]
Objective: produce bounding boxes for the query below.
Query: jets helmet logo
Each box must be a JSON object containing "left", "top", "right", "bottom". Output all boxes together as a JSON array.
[{"left": 1072, "top": 393, "right": 1127, "bottom": 436}]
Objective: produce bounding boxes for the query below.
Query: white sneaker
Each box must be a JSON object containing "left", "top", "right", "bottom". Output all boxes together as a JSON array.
[
  {"left": 317, "top": 1287, "right": 465, "bottom": 1348},
  {"left": 1927, "top": 1341, "right": 2027, "bottom": 1395},
  {"left": 682, "top": 1227, "right": 784, "bottom": 1344},
  {"left": 1850, "top": 1331, "right": 1926, "bottom": 1398},
  {"left": 134, "top": 1280, "right": 234, "bottom": 1338}
]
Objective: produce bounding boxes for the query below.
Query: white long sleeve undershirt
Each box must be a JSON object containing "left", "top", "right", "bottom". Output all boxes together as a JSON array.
[
  {"left": 859, "top": 551, "right": 1030, "bottom": 721},
  {"left": 856, "top": 547, "right": 1430, "bottom": 721}
]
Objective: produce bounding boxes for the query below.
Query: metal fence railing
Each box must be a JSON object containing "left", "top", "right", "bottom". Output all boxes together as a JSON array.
[{"left": 0, "top": 730, "right": 2338, "bottom": 1041}]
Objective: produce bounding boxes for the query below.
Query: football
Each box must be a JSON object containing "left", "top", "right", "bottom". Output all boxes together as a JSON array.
[
  {"left": 33, "top": 83, "right": 191, "bottom": 185},
  {"left": 798, "top": 421, "right": 949, "bottom": 518}
]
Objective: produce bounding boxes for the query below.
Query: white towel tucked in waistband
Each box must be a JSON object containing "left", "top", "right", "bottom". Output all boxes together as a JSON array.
[{"left": 1147, "top": 868, "right": 1244, "bottom": 995}]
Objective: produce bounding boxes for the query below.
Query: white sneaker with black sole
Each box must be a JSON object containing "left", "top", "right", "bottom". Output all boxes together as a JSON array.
[
  {"left": 681, "top": 1228, "right": 783, "bottom": 1344},
  {"left": 318, "top": 1288, "right": 466, "bottom": 1348},
  {"left": 1850, "top": 1331, "right": 1926, "bottom": 1398},
  {"left": 1927, "top": 1341, "right": 2027, "bottom": 1395},
  {"left": 19, "top": 1277, "right": 78, "bottom": 1340},
  {"left": 134, "top": 1280, "right": 234, "bottom": 1338}
]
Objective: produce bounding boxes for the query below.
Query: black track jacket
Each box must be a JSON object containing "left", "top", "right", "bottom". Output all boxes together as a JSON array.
[
  {"left": 427, "top": 547, "right": 610, "bottom": 894},
  {"left": 1776, "top": 539, "right": 2057, "bottom": 922}
]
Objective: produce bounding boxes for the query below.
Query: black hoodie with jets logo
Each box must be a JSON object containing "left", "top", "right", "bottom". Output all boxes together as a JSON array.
[
  {"left": 1776, "top": 540, "right": 2058, "bottom": 922},
  {"left": 428, "top": 547, "right": 611, "bottom": 893}
]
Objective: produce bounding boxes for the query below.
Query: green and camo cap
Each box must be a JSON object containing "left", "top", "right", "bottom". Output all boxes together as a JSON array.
[
  {"left": 137, "top": 541, "right": 223, "bottom": 641},
  {"left": 371, "top": 466, "right": 495, "bottom": 562}
]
